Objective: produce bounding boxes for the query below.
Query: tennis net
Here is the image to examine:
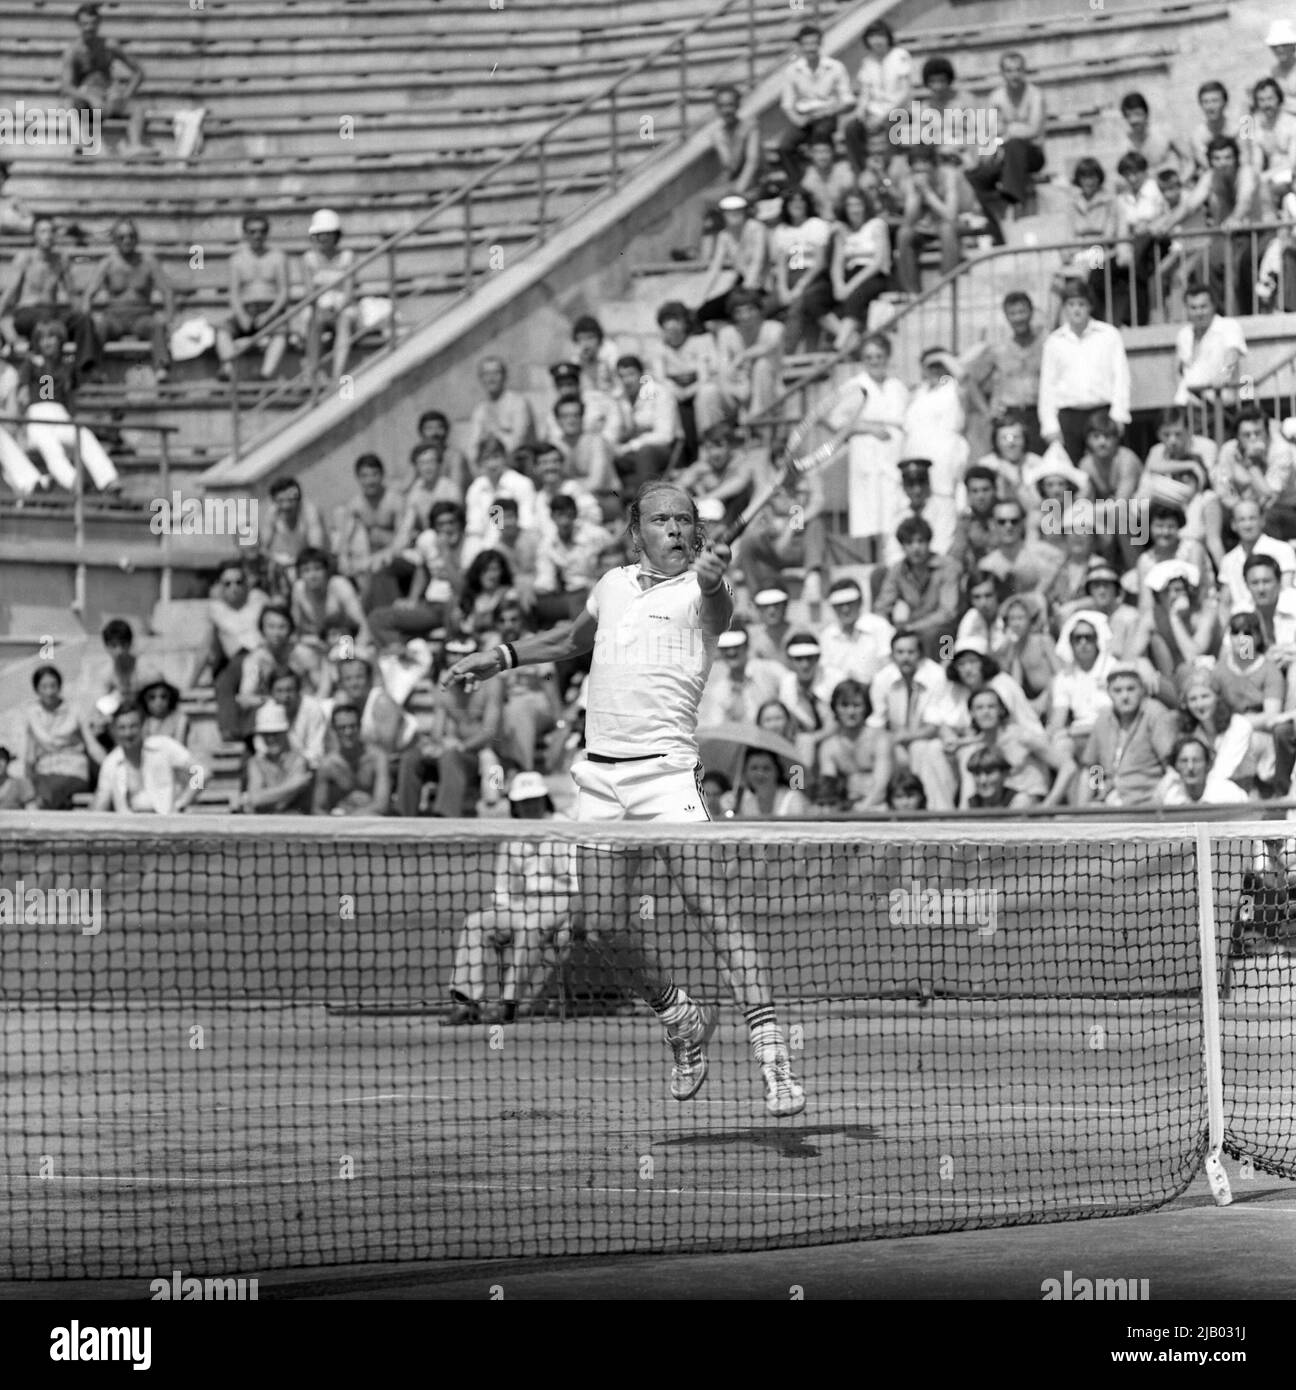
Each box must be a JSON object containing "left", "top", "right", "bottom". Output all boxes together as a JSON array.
[{"left": 0, "top": 813, "right": 1291, "bottom": 1280}]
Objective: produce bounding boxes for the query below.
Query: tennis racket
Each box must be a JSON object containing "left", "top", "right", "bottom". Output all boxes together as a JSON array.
[{"left": 717, "top": 378, "right": 894, "bottom": 547}]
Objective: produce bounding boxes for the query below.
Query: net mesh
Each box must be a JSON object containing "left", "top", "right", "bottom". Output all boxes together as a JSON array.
[{"left": 0, "top": 815, "right": 1290, "bottom": 1280}]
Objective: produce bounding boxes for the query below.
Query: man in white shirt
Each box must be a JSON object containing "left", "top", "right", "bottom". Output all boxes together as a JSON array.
[
  {"left": 1156, "top": 734, "right": 1250, "bottom": 806},
  {"left": 465, "top": 357, "right": 535, "bottom": 460},
  {"left": 189, "top": 561, "right": 270, "bottom": 742},
  {"left": 817, "top": 579, "right": 894, "bottom": 684},
  {"left": 1217, "top": 499, "right": 1296, "bottom": 605},
  {"left": 464, "top": 436, "right": 537, "bottom": 542},
  {"left": 698, "top": 624, "right": 785, "bottom": 725},
  {"left": 607, "top": 354, "right": 681, "bottom": 495},
  {"left": 776, "top": 22, "right": 853, "bottom": 184},
  {"left": 269, "top": 668, "right": 328, "bottom": 770},
  {"left": 1038, "top": 279, "right": 1132, "bottom": 463},
  {"left": 866, "top": 628, "right": 956, "bottom": 809},
  {"left": 1174, "top": 281, "right": 1246, "bottom": 407},
  {"left": 747, "top": 587, "right": 795, "bottom": 670},
  {"left": 92, "top": 705, "right": 199, "bottom": 814}
]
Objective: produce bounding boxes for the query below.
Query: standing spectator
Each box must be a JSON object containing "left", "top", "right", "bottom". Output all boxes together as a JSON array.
[
  {"left": 776, "top": 23, "right": 853, "bottom": 184},
  {"left": 707, "top": 85, "right": 763, "bottom": 202},
  {"left": 957, "top": 292, "right": 1045, "bottom": 454},
  {"left": 966, "top": 52, "right": 1048, "bottom": 244},
  {"left": 300, "top": 208, "right": 356, "bottom": 384},
  {"left": 649, "top": 301, "right": 719, "bottom": 458},
  {"left": 977, "top": 495, "right": 1064, "bottom": 596},
  {"left": 606, "top": 356, "right": 681, "bottom": 495},
  {"left": 867, "top": 629, "right": 956, "bottom": 809},
  {"left": 91, "top": 705, "right": 198, "bottom": 814},
  {"left": 60, "top": 3, "right": 148, "bottom": 157},
  {"left": 843, "top": 19, "right": 913, "bottom": 171},
  {"left": 464, "top": 435, "right": 537, "bottom": 543},
  {"left": 902, "top": 349, "right": 971, "bottom": 502},
  {"left": 884, "top": 457, "right": 959, "bottom": 565},
  {"left": 818, "top": 579, "right": 893, "bottom": 686},
  {"left": 369, "top": 500, "right": 469, "bottom": 651},
  {"left": 711, "top": 288, "right": 784, "bottom": 426},
  {"left": 414, "top": 410, "right": 471, "bottom": 497},
  {"left": 313, "top": 701, "right": 390, "bottom": 816},
  {"left": 1174, "top": 280, "right": 1246, "bottom": 407},
  {"left": 1117, "top": 92, "right": 1191, "bottom": 180},
  {"left": 189, "top": 561, "right": 269, "bottom": 742},
  {"left": 839, "top": 331, "right": 910, "bottom": 556},
  {"left": 1076, "top": 665, "right": 1178, "bottom": 807},
  {"left": 332, "top": 453, "right": 403, "bottom": 607},
  {"left": 1038, "top": 279, "right": 1131, "bottom": 464},
  {"left": 18, "top": 319, "right": 120, "bottom": 492},
  {"left": 1112, "top": 152, "right": 1169, "bottom": 326},
  {"left": 769, "top": 187, "right": 835, "bottom": 352},
  {"left": 19, "top": 664, "right": 105, "bottom": 809},
  {"left": 0, "top": 216, "right": 98, "bottom": 371},
  {"left": 259, "top": 475, "right": 329, "bottom": 597},
  {"left": 895, "top": 146, "right": 963, "bottom": 293},
  {"left": 465, "top": 357, "right": 535, "bottom": 461},
  {"left": 827, "top": 188, "right": 891, "bottom": 353},
  {"left": 216, "top": 212, "right": 290, "bottom": 381},
  {"left": 0, "top": 745, "right": 37, "bottom": 810},
  {"left": 874, "top": 515, "right": 961, "bottom": 658},
  {"left": 83, "top": 218, "right": 172, "bottom": 381},
  {"left": 237, "top": 702, "right": 314, "bottom": 814}
]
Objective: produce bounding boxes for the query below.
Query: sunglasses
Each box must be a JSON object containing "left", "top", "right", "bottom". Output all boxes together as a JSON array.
[
  {"left": 1071, "top": 631, "right": 1097, "bottom": 643},
  {"left": 994, "top": 516, "right": 1024, "bottom": 526}
]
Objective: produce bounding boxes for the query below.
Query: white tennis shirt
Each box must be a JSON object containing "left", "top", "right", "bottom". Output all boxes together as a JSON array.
[{"left": 584, "top": 565, "right": 728, "bottom": 759}]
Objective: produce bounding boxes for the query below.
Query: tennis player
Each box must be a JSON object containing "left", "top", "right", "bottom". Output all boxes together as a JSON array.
[{"left": 446, "top": 479, "right": 806, "bottom": 1116}]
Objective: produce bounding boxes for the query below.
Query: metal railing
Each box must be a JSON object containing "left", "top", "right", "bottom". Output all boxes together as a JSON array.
[
  {"left": 225, "top": 0, "right": 820, "bottom": 462},
  {"left": 0, "top": 412, "right": 179, "bottom": 607}
]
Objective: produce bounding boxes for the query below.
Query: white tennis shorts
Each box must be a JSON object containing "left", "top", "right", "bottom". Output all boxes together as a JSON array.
[{"left": 571, "top": 752, "right": 711, "bottom": 822}]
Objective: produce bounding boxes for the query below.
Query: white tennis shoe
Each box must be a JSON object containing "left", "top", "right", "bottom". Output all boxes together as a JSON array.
[
  {"left": 666, "top": 1001, "right": 719, "bottom": 1102},
  {"left": 759, "top": 1048, "right": 806, "bottom": 1117}
]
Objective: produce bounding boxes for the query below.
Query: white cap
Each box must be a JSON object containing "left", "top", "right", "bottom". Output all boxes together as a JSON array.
[
  {"left": 308, "top": 208, "right": 342, "bottom": 236},
  {"left": 785, "top": 637, "right": 821, "bottom": 659},
  {"left": 1267, "top": 19, "right": 1296, "bottom": 46},
  {"left": 507, "top": 770, "right": 550, "bottom": 803},
  {"left": 827, "top": 581, "right": 863, "bottom": 606},
  {"left": 254, "top": 702, "right": 290, "bottom": 734},
  {"left": 718, "top": 194, "right": 749, "bottom": 212},
  {"left": 753, "top": 588, "right": 789, "bottom": 607},
  {"left": 445, "top": 636, "right": 477, "bottom": 656},
  {"left": 1145, "top": 558, "right": 1201, "bottom": 594},
  {"left": 697, "top": 498, "right": 726, "bottom": 523},
  {"left": 717, "top": 629, "right": 748, "bottom": 649}
]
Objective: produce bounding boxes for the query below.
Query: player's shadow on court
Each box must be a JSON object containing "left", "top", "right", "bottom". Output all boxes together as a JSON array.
[{"left": 658, "top": 1124, "right": 877, "bottom": 1159}]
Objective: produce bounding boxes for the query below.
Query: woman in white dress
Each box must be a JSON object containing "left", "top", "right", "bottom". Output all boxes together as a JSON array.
[
  {"left": 838, "top": 332, "right": 909, "bottom": 554},
  {"left": 902, "top": 347, "right": 970, "bottom": 502}
]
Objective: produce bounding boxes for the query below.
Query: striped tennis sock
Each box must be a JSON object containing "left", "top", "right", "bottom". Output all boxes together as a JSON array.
[
  {"left": 650, "top": 980, "right": 689, "bottom": 1025},
  {"left": 744, "top": 1005, "right": 783, "bottom": 1061}
]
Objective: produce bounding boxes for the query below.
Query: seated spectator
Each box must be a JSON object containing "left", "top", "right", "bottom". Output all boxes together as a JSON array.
[
  {"left": 1178, "top": 136, "right": 1261, "bottom": 313},
  {"left": 0, "top": 216, "right": 98, "bottom": 371},
  {"left": 1136, "top": 559, "right": 1220, "bottom": 683},
  {"left": 707, "top": 84, "right": 763, "bottom": 206},
  {"left": 269, "top": 668, "right": 328, "bottom": 771},
  {"left": 457, "top": 548, "right": 517, "bottom": 645},
  {"left": 1214, "top": 413, "right": 1296, "bottom": 537},
  {"left": 1039, "top": 279, "right": 1131, "bottom": 464},
  {"left": 313, "top": 700, "right": 390, "bottom": 816},
  {"left": 975, "top": 415, "right": 1040, "bottom": 508},
  {"left": 1151, "top": 166, "right": 1208, "bottom": 315},
  {"left": 702, "top": 769, "right": 734, "bottom": 820},
  {"left": 408, "top": 637, "right": 503, "bottom": 817},
  {"left": 188, "top": 561, "right": 270, "bottom": 742},
  {"left": 216, "top": 212, "right": 289, "bottom": 381},
  {"left": 857, "top": 137, "right": 908, "bottom": 231},
  {"left": 444, "top": 771, "right": 575, "bottom": 1025},
  {"left": 1112, "top": 151, "right": 1170, "bottom": 326},
  {"left": 91, "top": 704, "right": 197, "bottom": 814},
  {"left": 902, "top": 351, "right": 970, "bottom": 502},
  {"left": 19, "top": 663, "right": 105, "bottom": 809},
  {"left": 818, "top": 579, "right": 893, "bottom": 686},
  {"left": 814, "top": 679, "right": 890, "bottom": 811},
  {"left": 733, "top": 745, "right": 813, "bottom": 818},
  {"left": 1042, "top": 525, "right": 1098, "bottom": 617},
  {"left": 0, "top": 160, "right": 34, "bottom": 235},
  {"left": 1139, "top": 451, "right": 1224, "bottom": 579},
  {"left": 1214, "top": 611, "right": 1296, "bottom": 795},
  {"left": 494, "top": 600, "right": 564, "bottom": 773},
  {"left": 827, "top": 189, "right": 891, "bottom": 353},
  {"left": 1075, "top": 555, "right": 1140, "bottom": 658},
  {"left": 369, "top": 500, "right": 468, "bottom": 652},
  {"left": 966, "top": 52, "right": 1048, "bottom": 245},
  {"left": 976, "top": 496, "right": 1064, "bottom": 596},
  {"left": 885, "top": 768, "right": 928, "bottom": 812},
  {"left": 533, "top": 442, "right": 603, "bottom": 535},
  {"left": 748, "top": 588, "right": 795, "bottom": 669},
  {"left": 801, "top": 135, "right": 857, "bottom": 221},
  {"left": 258, "top": 475, "right": 329, "bottom": 599},
  {"left": 1055, "top": 159, "right": 1119, "bottom": 319},
  {"left": 698, "top": 622, "right": 785, "bottom": 725},
  {"left": 948, "top": 467, "right": 1001, "bottom": 575},
  {"left": 712, "top": 287, "right": 785, "bottom": 426},
  {"left": 1218, "top": 498, "right": 1296, "bottom": 605},
  {"left": 737, "top": 481, "right": 818, "bottom": 598},
  {"left": 547, "top": 394, "right": 620, "bottom": 519},
  {"left": 1021, "top": 450, "right": 1091, "bottom": 544},
  {"left": 956, "top": 569, "right": 1008, "bottom": 650},
  {"left": 300, "top": 208, "right": 356, "bottom": 383},
  {"left": 1117, "top": 91, "right": 1191, "bottom": 181},
  {"left": 1174, "top": 281, "right": 1246, "bottom": 408},
  {"left": 332, "top": 453, "right": 404, "bottom": 608},
  {"left": 963, "top": 746, "right": 1017, "bottom": 808},
  {"left": 0, "top": 352, "right": 45, "bottom": 498},
  {"left": 83, "top": 218, "right": 171, "bottom": 380},
  {"left": 570, "top": 314, "right": 620, "bottom": 401},
  {"left": 83, "top": 616, "right": 141, "bottom": 743},
  {"left": 957, "top": 292, "right": 1045, "bottom": 455},
  {"left": 606, "top": 356, "right": 681, "bottom": 495},
  {"left": 465, "top": 435, "right": 537, "bottom": 543},
  {"left": 0, "top": 744, "right": 37, "bottom": 810},
  {"left": 238, "top": 604, "right": 315, "bottom": 730},
  {"left": 329, "top": 656, "right": 418, "bottom": 773},
  {"left": 777, "top": 631, "right": 841, "bottom": 760},
  {"left": 18, "top": 319, "right": 119, "bottom": 492},
  {"left": 532, "top": 494, "right": 613, "bottom": 626},
  {"left": 993, "top": 594, "right": 1059, "bottom": 717},
  {"left": 1249, "top": 78, "right": 1296, "bottom": 209},
  {"left": 672, "top": 419, "right": 765, "bottom": 528},
  {"left": 843, "top": 19, "right": 913, "bottom": 170},
  {"left": 415, "top": 410, "right": 470, "bottom": 496},
  {"left": 465, "top": 357, "right": 535, "bottom": 461},
  {"left": 769, "top": 187, "right": 835, "bottom": 352},
  {"left": 290, "top": 546, "right": 372, "bottom": 694},
  {"left": 387, "top": 440, "right": 467, "bottom": 576},
  {"left": 649, "top": 301, "right": 720, "bottom": 459},
  {"left": 1256, "top": 185, "right": 1296, "bottom": 312},
  {"left": 695, "top": 196, "right": 769, "bottom": 330},
  {"left": 954, "top": 687, "right": 1073, "bottom": 808},
  {"left": 1047, "top": 610, "right": 1117, "bottom": 758},
  {"left": 136, "top": 671, "right": 188, "bottom": 746},
  {"left": 867, "top": 628, "right": 956, "bottom": 809},
  {"left": 237, "top": 702, "right": 314, "bottom": 814},
  {"left": 1233, "top": 552, "right": 1296, "bottom": 675},
  {"left": 776, "top": 22, "right": 853, "bottom": 184},
  {"left": 935, "top": 632, "right": 1042, "bottom": 733},
  {"left": 1076, "top": 664, "right": 1178, "bottom": 806},
  {"left": 464, "top": 493, "right": 540, "bottom": 603},
  {"left": 756, "top": 699, "right": 799, "bottom": 743},
  {"left": 874, "top": 514, "right": 961, "bottom": 657},
  {"left": 60, "top": 3, "right": 148, "bottom": 156},
  {"left": 1187, "top": 81, "right": 1238, "bottom": 178},
  {"left": 1076, "top": 411, "right": 1143, "bottom": 568},
  {"left": 1176, "top": 668, "right": 1254, "bottom": 788},
  {"left": 895, "top": 146, "right": 963, "bottom": 293},
  {"left": 1134, "top": 501, "right": 1211, "bottom": 593},
  {"left": 1156, "top": 734, "right": 1250, "bottom": 806}
]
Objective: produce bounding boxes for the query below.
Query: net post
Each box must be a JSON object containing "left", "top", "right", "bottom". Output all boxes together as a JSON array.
[{"left": 1193, "top": 822, "right": 1233, "bottom": 1207}]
